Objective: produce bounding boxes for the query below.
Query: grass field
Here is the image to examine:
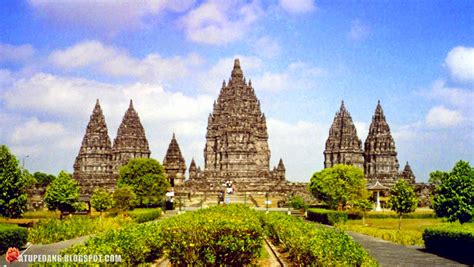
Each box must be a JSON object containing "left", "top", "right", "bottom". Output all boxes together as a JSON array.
[{"left": 344, "top": 218, "right": 445, "bottom": 246}]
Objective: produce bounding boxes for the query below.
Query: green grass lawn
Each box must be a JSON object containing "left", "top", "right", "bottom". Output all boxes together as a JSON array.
[{"left": 344, "top": 218, "right": 446, "bottom": 246}]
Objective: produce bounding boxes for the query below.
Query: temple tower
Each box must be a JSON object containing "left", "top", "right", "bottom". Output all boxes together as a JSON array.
[
  {"left": 400, "top": 161, "right": 416, "bottom": 184},
  {"left": 73, "top": 99, "right": 114, "bottom": 196},
  {"left": 189, "top": 158, "right": 197, "bottom": 180},
  {"left": 203, "top": 59, "right": 272, "bottom": 180},
  {"left": 364, "top": 101, "right": 400, "bottom": 186},
  {"left": 112, "top": 100, "right": 151, "bottom": 173},
  {"left": 163, "top": 133, "right": 187, "bottom": 187},
  {"left": 324, "top": 101, "right": 364, "bottom": 169}
]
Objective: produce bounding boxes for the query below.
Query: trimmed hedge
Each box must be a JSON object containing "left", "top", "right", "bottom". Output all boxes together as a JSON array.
[
  {"left": 63, "top": 205, "right": 263, "bottom": 265},
  {"left": 128, "top": 208, "right": 162, "bottom": 223},
  {"left": 261, "top": 212, "right": 377, "bottom": 266},
  {"left": 347, "top": 210, "right": 435, "bottom": 220},
  {"left": 0, "top": 224, "right": 28, "bottom": 254},
  {"left": 423, "top": 223, "right": 474, "bottom": 265},
  {"left": 28, "top": 216, "right": 132, "bottom": 244},
  {"left": 159, "top": 205, "right": 263, "bottom": 265},
  {"left": 307, "top": 208, "right": 348, "bottom": 225}
]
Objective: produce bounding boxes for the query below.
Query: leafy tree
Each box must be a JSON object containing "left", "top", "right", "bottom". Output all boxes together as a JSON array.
[
  {"left": 113, "top": 186, "right": 136, "bottom": 211},
  {"left": 0, "top": 145, "right": 31, "bottom": 218},
  {"left": 309, "top": 164, "right": 368, "bottom": 210},
  {"left": 90, "top": 188, "right": 113, "bottom": 214},
  {"left": 118, "top": 158, "right": 170, "bottom": 207},
  {"left": 388, "top": 179, "right": 418, "bottom": 229},
  {"left": 428, "top": 170, "right": 448, "bottom": 186},
  {"left": 353, "top": 199, "right": 373, "bottom": 226},
  {"left": 44, "top": 171, "right": 80, "bottom": 213},
  {"left": 33, "top": 172, "right": 56, "bottom": 187},
  {"left": 432, "top": 160, "right": 473, "bottom": 224}
]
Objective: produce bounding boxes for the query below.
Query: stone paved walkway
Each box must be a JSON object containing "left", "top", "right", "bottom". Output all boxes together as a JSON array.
[
  {"left": 0, "top": 235, "right": 91, "bottom": 267},
  {"left": 347, "top": 230, "right": 467, "bottom": 266}
]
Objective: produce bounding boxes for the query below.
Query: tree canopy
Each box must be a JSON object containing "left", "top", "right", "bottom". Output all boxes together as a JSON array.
[
  {"left": 309, "top": 164, "right": 368, "bottom": 210},
  {"left": 90, "top": 188, "right": 113, "bottom": 213},
  {"left": 389, "top": 178, "right": 418, "bottom": 229},
  {"left": 432, "top": 160, "right": 473, "bottom": 224},
  {"left": 33, "top": 171, "right": 56, "bottom": 187},
  {"left": 0, "top": 145, "right": 32, "bottom": 218},
  {"left": 44, "top": 171, "right": 80, "bottom": 213},
  {"left": 118, "top": 158, "right": 170, "bottom": 207}
]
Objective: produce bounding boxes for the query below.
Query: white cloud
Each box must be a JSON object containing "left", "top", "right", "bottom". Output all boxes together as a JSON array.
[
  {"left": 428, "top": 80, "right": 474, "bottom": 109},
  {"left": 180, "top": 1, "right": 262, "bottom": 45},
  {"left": 426, "top": 106, "right": 463, "bottom": 128},
  {"left": 11, "top": 118, "right": 66, "bottom": 143},
  {"left": 28, "top": 0, "right": 195, "bottom": 33},
  {"left": 445, "top": 46, "right": 474, "bottom": 82},
  {"left": 348, "top": 19, "right": 371, "bottom": 42},
  {"left": 0, "top": 43, "right": 35, "bottom": 63},
  {"left": 253, "top": 36, "right": 282, "bottom": 58},
  {"left": 267, "top": 118, "right": 325, "bottom": 181},
  {"left": 279, "top": 0, "right": 316, "bottom": 14},
  {"left": 253, "top": 61, "right": 324, "bottom": 92},
  {"left": 49, "top": 40, "right": 199, "bottom": 82},
  {"left": 354, "top": 121, "right": 369, "bottom": 142}
]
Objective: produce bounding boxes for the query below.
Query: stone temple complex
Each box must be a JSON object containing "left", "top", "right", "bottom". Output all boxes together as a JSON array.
[
  {"left": 324, "top": 100, "right": 414, "bottom": 187},
  {"left": 73, "top": 100, "right": 150, "bottom": 196},
  {"left": 185, "top": 59, "right": 290, "bottom": 192}
]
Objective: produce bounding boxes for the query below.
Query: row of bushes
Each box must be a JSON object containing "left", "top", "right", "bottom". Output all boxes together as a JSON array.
[
  {"left": 423, "top": 223, "right": 474, "bottom": 265},
  {"left": 0, "top": 223, "right": 28, "bottom": 254},
  {"left": 63, "top": 205, "right": 263, "bottom": 265},
  {"left": 127, "top": 208, "right": 162, "bottom": 223},
  {"left": 307, "top": 208, "right": 348, "bottom": 225},
  {"left": 348, "top": 210, "right": 435, "bottom": 219},
  {"left": 345, "top": 224, "right": 423, "bottom": 246},
  {"left": 261, "top": 212, "right": 377, "bottom": 266},
  {"left": 28, "top": 216, "right": 133, "bottom": 244}
]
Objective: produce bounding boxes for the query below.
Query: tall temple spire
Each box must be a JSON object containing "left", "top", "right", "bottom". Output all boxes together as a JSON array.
[
  {"left": 324, "top": 100, "right": 364, "bottom": 169},
  {"left": 163, "top": 133, "right": 186, "bottom": 187},
  {"left": 73, "top": 99, "right": 113, "bottom": 196},
  {"left": 112, "top": 99, "right": 150, "bottom": 173},
  {"left": 199, "top": 58, "right": 280, "bottom": 185},
  {"left": 364, "top": 101, "right": 399, "bottom": 186}
]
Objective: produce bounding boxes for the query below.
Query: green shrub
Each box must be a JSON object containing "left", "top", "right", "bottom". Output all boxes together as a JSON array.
[
  {"left": 261, "top": 212, "right": 377, "bottom": 266},
  {"left": 63, "top": 222, "right": 163, "bottom": 265},
  {"left": 364, "top": 211, "right": 435, "bottom": 219},
  {"left": 128, "top": 208, "right": 162, "bottom": 223},
  {"left": 307, "top": 208, "right": 348, "bottom": 225},
  {"left": 423, "top": 223, "right": 474, "bottom": 264},
  {"left": 28, "top": 216, "right": 132, "bottom": 244},
  {"left": 289, "top": 195, "right": 307, "bottom": 210},
  {"left": 159, "top": 205, "right": 263, "bottom": 265},
  {"left": 63, "top": 205, "right": 263, "bottom": 265},
  {"left": 0, "top": 224, "right": 28, "bottom": 254}
]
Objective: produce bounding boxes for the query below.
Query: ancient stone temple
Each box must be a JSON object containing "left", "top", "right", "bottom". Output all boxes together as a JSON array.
[
  {"left": 324, "top": 101, "right": 364, "bottom": 169},
  {"left": 187, "top": 59, "right": 287, "bottom": 192},
  {"left": 73, "top": 100, "right": 114, "bottom": 196},
  {"left": 364, "top": 101, "right": 400, "bottom": 186},
  {"left": 400, "top": 161, "right": 416, "bottom": 184},
  {"left": 163, "top": 133, "right": 186, "bottom": 187},
  {"left": 112, "top": 100, "right": 151, "bottom": 174}
]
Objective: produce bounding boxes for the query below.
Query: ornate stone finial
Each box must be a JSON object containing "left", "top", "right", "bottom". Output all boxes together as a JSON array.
[
  {"left": 231, "top": 58, "right": 243, "bottom": 81},
  {"left": 222, "top": 80, "right": 226, "bottom": 87},
  {"left": 129, "top": 99, "right": 134, "bottom": 108},
  {"left": 96, "top": 99, "right": 100, "bottom": 105},
  {"left": 249, "top": 79, "right": 252, "bottom": 86},
  {"left": 172, "top": 132, "right": 176, "bottom": 139}
]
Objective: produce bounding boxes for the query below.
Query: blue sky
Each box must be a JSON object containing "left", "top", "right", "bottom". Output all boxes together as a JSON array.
[{"left": 0, "top": 0, "right": 473, "bottom": 182}]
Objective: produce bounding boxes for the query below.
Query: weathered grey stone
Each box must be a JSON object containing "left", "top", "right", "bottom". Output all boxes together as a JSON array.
[
  {"left": 364, "top": 101, "right": 400, "bottom": 187},
  {"left": 163, "top": 133, "right": 186, "bottom": 186},
  {"left": 324, "top": 101, "right": 364, "bottom": 169}
]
